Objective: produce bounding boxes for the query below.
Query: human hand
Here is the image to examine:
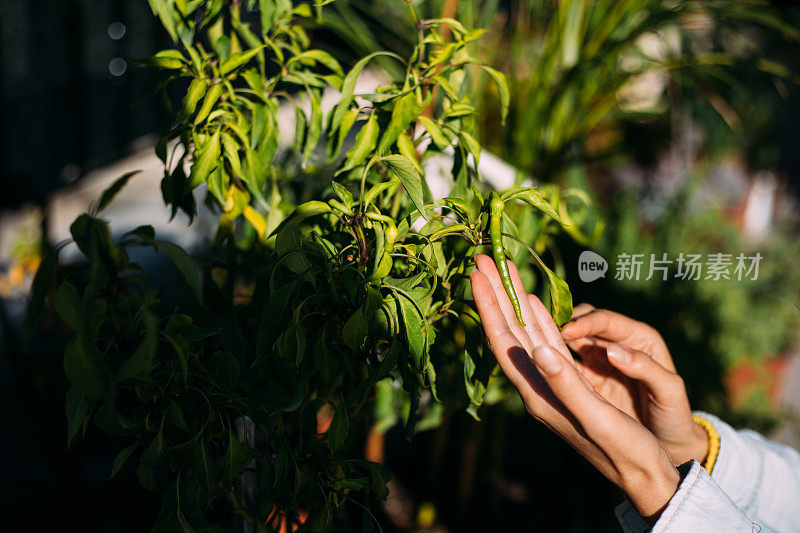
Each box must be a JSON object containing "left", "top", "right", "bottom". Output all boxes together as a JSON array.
[
  {"left": 470, "top": 255, "right": 680, "bottom": 520},
  {"left": 560, "top": 305, "right": 708, "bottom": 466}
]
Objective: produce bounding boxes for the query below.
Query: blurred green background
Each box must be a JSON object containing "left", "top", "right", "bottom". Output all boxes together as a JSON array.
[{"left": 2, "top": 0, "right": 799, "bottom": 530}]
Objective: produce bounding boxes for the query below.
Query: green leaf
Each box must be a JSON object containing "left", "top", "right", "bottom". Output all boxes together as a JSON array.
[
  {"left": 64, "top": 330, "right": 111, "bottom": 400},
  {"left": 183, "top": 78, "right": 206, "bottom": 116},
  {"left": 302, "top": 90, "right": 323, "bottom": 166},
  {"left": 116, "top": 309, "right": 159, "bottom": 382},
  {"left": 53, "top": 281, "right": 82, "bottom": 330},
  {"left": 189, "top": 128, "right": 221, "bottom": 187},
  {"left": 328, "top": 107, "right": 359, "bottom": 161},
  {"left": 220, "top": 46, "right": 264, "bottom": 76},
  {"left": 478, "top": 64, "right": 510, "bottom": 124},
  {"left": 363, "top": 177, "right": 399, "bottom": 207},
  {"left": 66, "top": 385, "right": 92, "bottom": 448},
  {"left": 288, "top": 49, "right": 343, "bottom": 76},
  {"left": 94, "top": 171, "right": 142, "bottom": 213},
  {"left": 504, "top": 188, "right": 562, "bottom": 223},
  {"left": 155, "top": 241, "right": 203, "bottom": 304},
  {"left": 194, "top": 83, "right": 223, "bottom": 125},
  {"left": 141, "top": 427, "right": 166, "bottom": 468},
  {"left": 271, "top": 200, "right": 333, "bottom": 238},
  {"left": 398, "top": 297, "right": 425, "bottom": 370},
  {"left": 293, "top": 104, "right": 307, "bottom": 154},
  {"left": 222, "top": 132, "right": 244, "bottom": 179},
  {"left": 223, "top": 429, "right": 252, "bottom": 487},
  {"left": 329, "top": 51, "right": 403, "bottom": 134},
  {"left": 339, "top": 113, "right": 379, "bottom": 174},
  {"left": 532, "top": 255, "right": 573, "bottom": 327},
  {"left": 377, "top": 92, "right": 419, "bottom": 153},
  {"left": 396, "top": 132, "right": 422, "bottom": 173},
  {"left": 342, "top": 308, "right": 369, "bottom": 351},
  {"left": 380, "top": 155, "right": 426, "bottom": 219},
  {"left": 342, "top": 286, "right": 383, "bottom": 351},
  {"left": 111, "top": 438, "right": 142, "bottom": 479},
  {"left": 193, "top": 440, "right": 221, "bottom": 492},
  {"left": 328, "top": 402, "right": 349, "bottom": 452},
  {"left": 417, "top": 116, "right": 450, "bottom": 150},
  {"left": 458, "top": 131, "right": 481, "bottom": 167},
  {"left": 331, "top": 181, "right": 353, "bottom": 205},
  {"left": 167, "top": 401, "right": 190, "bottom": 432},
  {"left": 139, "top": 49, "right": 185, "bottom": 69},
  {"left": 146, "top": 1, "right": 179, "bottom": 41},
  {"left": 23, "top": 250, "right": 58, "bottom": 348}
]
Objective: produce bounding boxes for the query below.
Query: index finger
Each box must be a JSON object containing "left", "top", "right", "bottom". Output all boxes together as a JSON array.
[{"left": 561, "top": 308, "right": 641, "bottom": 343}]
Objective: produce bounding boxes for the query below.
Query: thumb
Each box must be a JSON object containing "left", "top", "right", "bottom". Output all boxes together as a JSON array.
[{"left": 606, "top": 343, "right": 686, "bottom": 405}]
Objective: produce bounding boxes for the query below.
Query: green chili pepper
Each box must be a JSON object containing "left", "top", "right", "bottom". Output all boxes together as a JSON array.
[{"left": 489, "top": 192, "right": 525, "bottom": 326}]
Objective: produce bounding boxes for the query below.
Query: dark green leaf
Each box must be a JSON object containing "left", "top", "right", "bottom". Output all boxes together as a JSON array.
[
  {"left": 220, "top": 46, "right": 264, "bottom": 76},
  {"left": 398, "top": 297, "right": 425, "bottom": 370},
  {"left": 329, "top": 51, "right": 402, "bottom": 135},
  {"left": 194, "top": 83, "right": 223, "bottom": 125},
  {"left": 94, "top": 171, "right": 142, "bottom": 213},
  {"left": 418, "top": 116, "right": 449, "bottom": 150},
  {"left": 188, "top": 128, "right": 221, "bottom": 187},
  {"left": 53, "top": 281, "right": 82, "bottom": 330},
  {"left": 116, "top": 309, "right": 159, "bottom": 382},
  {"left": 23, "top": 250, "right": 58, "bottom": 348},
  {"left": 328, "top": 402, "right": 349, "bottom": 452},
  {"left": 532, "top": 254, "right": 573, "bottom": 327},
  {"left": 183, "top": 78, "right": 206, "bottom": 116},
  {"left": 339, "top": 113, "right": 379, "bottom": 174},
  {"left": 380, "top": 155, "right": 426, "bottom": 219},
  {"left": 479, "top": 65, "right": 510, "bottom": 124},
  {"left": 66, "top": 385, "right": 92, "bottom": 448},
  {"left": 331, "top": 181, "right": 353, "bottom": 205},
  {"left": 193, "top": 440, "right": 221, "bottom": 492},
  {"left": 377, "top": 92, "right": 419, "bottom": 153},
  {"left": 155, "top": 241, "right": 203, "bottom": 304},
  {"left": 222, "top": 429, "right": 252, "bottom": 487},
  {"left": 64, "top": 330, "right": 111, "bottom": 400},
  {"left": 111, "top": 438, "right": 142, "bottom": 479}
]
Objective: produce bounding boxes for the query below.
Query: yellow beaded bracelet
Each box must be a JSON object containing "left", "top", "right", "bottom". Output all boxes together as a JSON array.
[{"left": 692, "top": 414, "right": 721, "bottom": 474}]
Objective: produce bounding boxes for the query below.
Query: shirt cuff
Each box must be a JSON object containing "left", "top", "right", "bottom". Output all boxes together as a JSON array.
[
  {"left": 692, "top": 410, "right": 763, "bottom": 509},
  {"left": 616, "top": 460, "right": 755, "bottom": 532}
]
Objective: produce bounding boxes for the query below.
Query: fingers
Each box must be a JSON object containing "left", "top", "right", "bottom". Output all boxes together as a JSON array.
[
  {"left": 561, "top": 307, "right": 641, "bottom": 343},
  {"left": 474, "top": 254, "right": 546, "bottom": 350},
  {"left": 571, "top": 302, "right": 596, "bottom": 319},
  {"left": 518, "top": 282, "right": 570, "bottom": 354},
  {"left": 530, "top": 345, "right": 617, "bottom": 436},
  {"left": 605, "top": 343, "right": 685, "bottom": 404},
  {"left": 470, "top": 270, "right": 529, "bottom": 384},
  {"left": 470, "top": 270, "right": 520, "bottom": 348}
]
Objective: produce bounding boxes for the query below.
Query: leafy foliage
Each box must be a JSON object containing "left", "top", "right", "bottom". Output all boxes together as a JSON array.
[{"left": 25, "top": 0, "right": 602, "bottom": 530}]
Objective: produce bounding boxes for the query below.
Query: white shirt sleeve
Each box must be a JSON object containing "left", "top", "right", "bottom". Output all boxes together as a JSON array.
[
  {"left": 696, "top": 411, "right": 800, "bottom": 532},
  {"left": 616, "top": 412, "right": 800, "bottom": 532},
  {"left": 616, "top": 460, "right": 757, "bottom": 533}
]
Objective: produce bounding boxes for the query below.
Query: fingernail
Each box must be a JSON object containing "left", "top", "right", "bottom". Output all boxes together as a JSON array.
[
  {"left": 607, "top": 344, "right": 632, "bottom": 365},
  {"left": 533, "top": 345, "right": 562, "bottom": 375}
]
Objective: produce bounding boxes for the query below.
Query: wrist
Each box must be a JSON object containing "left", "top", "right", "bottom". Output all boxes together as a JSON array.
[
  {"left": 667, "top": 421, "right": 710, "bottom": 465},
  {"left": 622, "top": 456, "right": 682, "bottom": 522}
]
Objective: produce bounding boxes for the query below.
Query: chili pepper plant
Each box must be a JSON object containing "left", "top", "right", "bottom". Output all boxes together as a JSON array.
[{"left": 25, "top": 0, "right": 600, "bottom": 530}]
